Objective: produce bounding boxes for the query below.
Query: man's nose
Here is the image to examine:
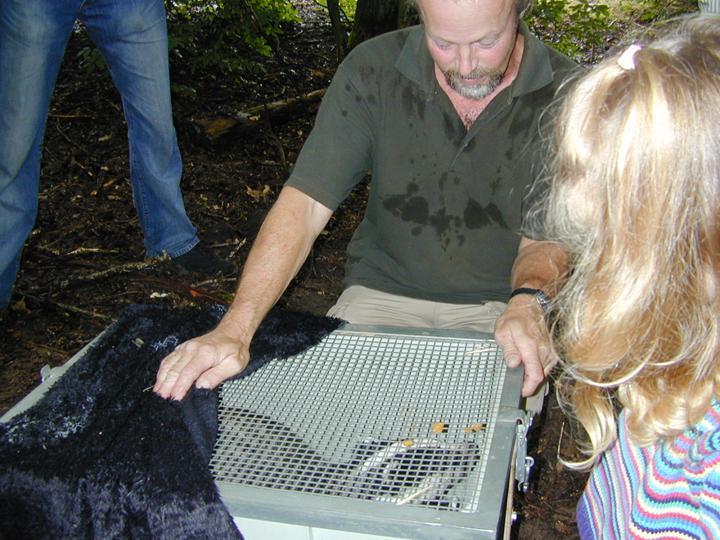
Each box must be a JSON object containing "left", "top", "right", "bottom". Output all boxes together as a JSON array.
[{"left": 456, "top": 45, "right": 475, "bottom": 76}]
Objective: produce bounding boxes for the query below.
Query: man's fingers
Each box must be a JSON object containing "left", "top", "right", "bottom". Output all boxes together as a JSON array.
[
  {"left": 166, "top": 358, "right": 215, "bottom": 400},
  {"left": 494, "top": 317, "right": 519, "bottom": 367},
  {"left": 153, "top": 334, "right": 251, "bottom": 401},
  {"left": 154, "top": 349, "right": 189, "bottom": 396},
  {"left": 497, "top": 322, "right": 538, "bottom": 370},
  {"left": 196, "top": 359, "right": 246, "bottom": 390},
  {"left": 154, "top": 344, "right": 190, "bottom": 390},
  {"left": 521, "top": 358, "right": 545, "bottom": 397},
  {"left": 154, "top": 353, "right": 177, "bottom": 392},
  {"left": 502, "top": 346, "right": 522, "bottom": 368},
  {"left": 496, "top": 318, "right": 553, "bottom": 397},
  {"left": 154, "top": 342, "right": 218, "bottom": 400}
]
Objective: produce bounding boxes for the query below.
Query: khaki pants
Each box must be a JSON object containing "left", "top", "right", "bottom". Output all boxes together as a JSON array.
[
  {"left": 327, "top": 285, "right": 546, "bottom": 414},
  {"left": 327, "top": 285, "right": 507, "bottom": 332}
]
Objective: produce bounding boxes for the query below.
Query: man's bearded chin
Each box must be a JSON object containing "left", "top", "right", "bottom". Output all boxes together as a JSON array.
[{"left": 444, "top": 69, "right": 504, "bottom": 100}]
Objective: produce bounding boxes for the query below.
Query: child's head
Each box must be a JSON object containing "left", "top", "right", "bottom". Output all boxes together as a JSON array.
[{"left": 544, "top": 14, "right": 720, "bottom": 466}]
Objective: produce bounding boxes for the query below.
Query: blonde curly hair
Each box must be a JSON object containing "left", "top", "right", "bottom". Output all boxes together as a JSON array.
[{"left": 543, "top": 14, "right": 720, "bottom": 468}]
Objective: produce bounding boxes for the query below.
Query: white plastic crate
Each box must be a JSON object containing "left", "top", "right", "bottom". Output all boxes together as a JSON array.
[{"left": 1, "top": 324, "right": 530, "bottom": 540}]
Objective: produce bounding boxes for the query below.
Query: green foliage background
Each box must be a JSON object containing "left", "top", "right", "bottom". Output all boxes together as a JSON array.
[
  {"left": 317, "top": 0, "right": 357, "bottom": 19},
  {"left": 526, "top": 0, "right": 612, "bottom": 62},
  {"left": 525, "top": 0, "right": 698, "bottom": 63},
  {"left": 75, "top": 0, "right": 698, "bottom": 90},
  {"left": 166, "top": 0, "right": 299, "bottom": 76}
]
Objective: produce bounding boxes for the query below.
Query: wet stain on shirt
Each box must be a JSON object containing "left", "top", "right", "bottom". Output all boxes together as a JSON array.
[
  {"left": 464, "top": 199, "right": 507, "bottom": 229},
  {"left": 383, "top": 182, "right": 429, "bottom": 225},
  {"left": 401, "top": 86, "right": 426, "bottom": 120},
  {"left": 438, "top": 172, "right": 448, "bottom": 190},
  {"left": 382, "top": 181, "right": 508, "bottom": 251},
  {"left": 358, "top": 64, "right": 376, "bottom": 82}
]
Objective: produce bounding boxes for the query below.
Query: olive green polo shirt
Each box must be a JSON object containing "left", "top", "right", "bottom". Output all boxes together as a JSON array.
[{"left": 286, "top": 22, "right": 577, "bottom": 303}]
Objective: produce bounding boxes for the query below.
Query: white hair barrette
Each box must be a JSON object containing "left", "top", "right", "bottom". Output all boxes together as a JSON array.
[{"left": 617, "top": 44, "right": 642, "bottom": 70}]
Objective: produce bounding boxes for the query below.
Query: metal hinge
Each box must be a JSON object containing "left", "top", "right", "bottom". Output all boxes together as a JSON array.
[{"left": 514, "top": 411, "right": 535, "bottom": 493}]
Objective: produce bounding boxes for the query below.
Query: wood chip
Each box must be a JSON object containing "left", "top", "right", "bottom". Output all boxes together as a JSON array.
[
  {"left": 463, "top": 422, "right": 487, "bottom": 433},
  {"left": 431, "top": 422, "right": 448, "bottom": 433}
]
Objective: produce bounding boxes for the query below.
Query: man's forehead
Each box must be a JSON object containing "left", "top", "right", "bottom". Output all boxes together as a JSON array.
[
  {"left": 416, "top": 0, "right": 515, "bottom": 13},
  {"left": 418, "top": 0, "right": 516, "bottom": 42}
]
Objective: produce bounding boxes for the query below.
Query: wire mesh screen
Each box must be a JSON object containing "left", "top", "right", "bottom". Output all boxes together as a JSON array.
[{"left": 210, "top": 327, "right": 507, "bottom": 513}]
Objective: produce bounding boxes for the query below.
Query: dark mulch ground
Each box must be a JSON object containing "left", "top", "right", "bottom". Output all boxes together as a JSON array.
[{"left": 0, "top": 3, "right": 590, "bottom": 537}]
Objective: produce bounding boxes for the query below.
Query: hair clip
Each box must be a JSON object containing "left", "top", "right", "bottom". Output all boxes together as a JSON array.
[{"left": 617, "top": 44, "right": 642, "bottom": 70}]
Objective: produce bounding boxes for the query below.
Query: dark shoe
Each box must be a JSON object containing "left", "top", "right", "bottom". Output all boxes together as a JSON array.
[{"left": 172, "top": 244, "right": 236, "bottom": 277}]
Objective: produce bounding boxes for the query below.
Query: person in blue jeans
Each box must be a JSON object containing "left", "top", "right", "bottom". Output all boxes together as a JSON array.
[{"left": 0, "top": 0, "right": 231, "bottom": 310}]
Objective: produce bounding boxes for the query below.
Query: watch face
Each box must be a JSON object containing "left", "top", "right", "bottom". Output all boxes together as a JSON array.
[
  {"left": 534, "top": 291, "right": 551, "bottom": 313},
  {"left": 510, "top": 288, "right": 551, "bottom": 313}
]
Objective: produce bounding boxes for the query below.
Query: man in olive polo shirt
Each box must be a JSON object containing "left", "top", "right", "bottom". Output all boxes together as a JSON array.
[{"left": 154, "top": 0, "right": 575, "bottom": 407}]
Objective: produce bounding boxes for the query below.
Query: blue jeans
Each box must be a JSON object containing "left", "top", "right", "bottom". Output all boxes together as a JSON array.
[{"left": 0, "top": 0, "right": 198, "bottom": 308}]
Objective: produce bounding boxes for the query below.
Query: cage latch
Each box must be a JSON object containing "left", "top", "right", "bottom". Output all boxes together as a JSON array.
[
  {"left": 514, "top": 411, "right": 534, "bottom": 493},
  {"left": 40, "top": 365, "right": 54, "bottom": 383}
]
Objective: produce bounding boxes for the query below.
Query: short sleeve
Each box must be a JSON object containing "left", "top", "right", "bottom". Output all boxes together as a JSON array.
[{"left": 285, "top": 60, "right": 375, "bottom": 211}]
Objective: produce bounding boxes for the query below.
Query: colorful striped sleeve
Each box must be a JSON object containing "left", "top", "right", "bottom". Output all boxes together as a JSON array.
[{"left": 577, "top": 400, "right": 720, "bottom": 539}]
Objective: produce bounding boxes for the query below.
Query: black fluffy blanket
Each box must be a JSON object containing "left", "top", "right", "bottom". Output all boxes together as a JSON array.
[{"left": 0, "top": 304, "right": 342, "bottom": 539}]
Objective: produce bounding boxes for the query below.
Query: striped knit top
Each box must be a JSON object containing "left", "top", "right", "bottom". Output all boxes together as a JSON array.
[{"left": 577, "top": 398, "right": 720, "bottom": 539}]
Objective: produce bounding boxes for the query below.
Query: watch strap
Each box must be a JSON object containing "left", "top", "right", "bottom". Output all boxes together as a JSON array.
[{"left": 509, "top": 287, "right": 551, "bottom": 313}]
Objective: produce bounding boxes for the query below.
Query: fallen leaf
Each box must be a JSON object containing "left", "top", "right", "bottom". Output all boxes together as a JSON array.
[
  {"left": 11, "top": 298, "right": 31, "bottom": 315},
  {"left": 246, "top": 184, "right": 271, "bottom": 202}
]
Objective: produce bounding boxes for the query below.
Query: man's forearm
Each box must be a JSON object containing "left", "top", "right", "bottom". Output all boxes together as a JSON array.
[
  {"left": 510, "top": 237, "right": 569, "bottom": 297},
  {"left": 218, "top": 186, "right": 333, "bottom": 341},
  {"left": 494, "top": 237, "right": 569, "bottom": 396}
]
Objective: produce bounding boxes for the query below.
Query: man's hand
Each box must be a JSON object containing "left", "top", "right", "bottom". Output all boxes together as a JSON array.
[
  {"left": 153, "top": 187, "right": 334, "bottom": 401},
  {"left": 153, "top": 326, "right": 250, "bottom": 401},
  {"left": 494, "top": 294, "right": 558, "bottom": 397}
]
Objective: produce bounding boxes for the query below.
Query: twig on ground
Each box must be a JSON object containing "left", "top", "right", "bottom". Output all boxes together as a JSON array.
[
  {"left": 64, "top": 247, "right": 120, "bottom": 256},
  {"left": 139, "top": 276, "right": 232, "bottom": 305},
  {"left": 58, "top": 256, "right": 170, "bottom": 290},
  {"left": 210, "top": 240, "right": 245, "bottom": 248},
  {"left": 228, "top": 238, "right": 247, "bottom": 259},
  {"left": 25, "top": 341, "right": 71, "bottom": 358},
  {"left": 17, "top": 292, "right": 114, "bottom": 321},
  {"left": 54, "top": 121, "right": 89, "bottom": 155},
  {"left": 48, "top": 113, "right": 94, "bottom": 119},
  {"left": 193, "top": 277, "right": 237, "bottom": 288},
  {"left": 52, "top": 301, "right": 112, "bottom": 321}
]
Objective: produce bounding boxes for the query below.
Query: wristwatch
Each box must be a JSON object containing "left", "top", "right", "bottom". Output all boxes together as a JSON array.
[{"left": 509, "top": 287, "right": 551, "bottom": 314}]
